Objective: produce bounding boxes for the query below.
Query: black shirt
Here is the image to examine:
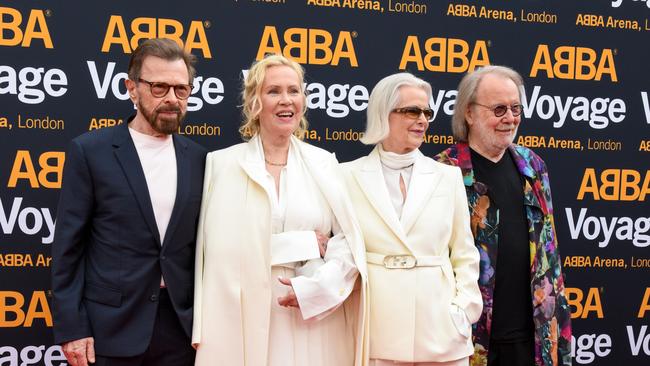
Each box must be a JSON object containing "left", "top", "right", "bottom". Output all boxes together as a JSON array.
[{"left": 471, "top": 148, "right": 534, "bottom": 342}]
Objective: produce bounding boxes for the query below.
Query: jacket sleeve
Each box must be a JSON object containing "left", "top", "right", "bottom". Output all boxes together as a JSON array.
[
  {"left": 291, "top": 218, "right": 359, "bottom": 320},
  {"left": 448, "top": 167, "right": 483, "bottom": 324},
  {"left": 290, "top": 152, "right": 360, "bottom": 321},
  {"left": 51, "top": 139, "right": 94, "bottom": 344},
  {"left": 191, "top": 152, "right": 215, "bottom": 346},
  {"left": 539, "top": 158, "right": 573, "bottom": 366}
]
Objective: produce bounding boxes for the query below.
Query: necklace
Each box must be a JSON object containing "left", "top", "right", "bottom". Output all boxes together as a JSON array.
[{"left": 264, "top": 158, "right": 287, "bottom": 167}]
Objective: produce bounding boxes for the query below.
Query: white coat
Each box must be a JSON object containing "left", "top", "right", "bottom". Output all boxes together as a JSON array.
[
  {"left": 193, "top": 136, "right": 368, "bottom": 366},
  {"left": 341, "top": 147, "right": 482, "bottom": 363}
]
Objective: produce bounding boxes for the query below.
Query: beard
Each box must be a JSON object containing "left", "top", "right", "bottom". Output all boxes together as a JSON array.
[{"left": 138, "top": 101, "right": 186, "bottom": 135}]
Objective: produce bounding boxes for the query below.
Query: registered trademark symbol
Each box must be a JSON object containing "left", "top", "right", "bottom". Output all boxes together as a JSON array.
[
  {"left": 352, "top": 31, "right": 358, "bottom": 38},
  {"left": 487, "top": 40, "right": 492, "bottom": 47},
  {"left": 613, "top": 49, "right": 618, "bottom": 55},
  {"left": 204, "top": 20, "right": 212, "bottom": 28},
  {"left": 45, "top": 9, "right": 53, "bottom": 17}
]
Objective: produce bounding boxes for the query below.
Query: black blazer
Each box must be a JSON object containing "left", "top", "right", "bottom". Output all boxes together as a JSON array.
[{"left": 51, "top": 120, "right": 206, "bottom": 357}]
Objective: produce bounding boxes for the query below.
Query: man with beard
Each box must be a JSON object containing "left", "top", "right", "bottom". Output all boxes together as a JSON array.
[
  {"left": 52, "top": 38, "right": 206, "bottom": 366},
  {"left": 434, "top": 66, "right": 571, "bottom": 366}
]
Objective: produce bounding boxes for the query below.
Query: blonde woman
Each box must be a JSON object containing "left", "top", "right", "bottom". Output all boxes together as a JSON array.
[{"left": 192, "top": 54, "right": 368, "bottom": 366}]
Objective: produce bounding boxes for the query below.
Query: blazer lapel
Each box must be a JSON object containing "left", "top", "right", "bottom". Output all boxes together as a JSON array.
[
  {"left": 161, "top": 135, "right": 189, "bottom": 250},
  {"left": 294, "top": 138, "right": 369, "bottom": 277},
  {"left": 400, "top": 153, "right": 442, "bottom": 235},
  {"left": 112, "top": 123, "right": 161, "bottom": 246},
  {"left": 353, "top": 148, "right": 408, "bottom": 245},
  {"left": 238, "top": 135, "right": 270, "bottom": 191},
  {"left": 510, "top": 146, "right": 544, "bottom": 212}
]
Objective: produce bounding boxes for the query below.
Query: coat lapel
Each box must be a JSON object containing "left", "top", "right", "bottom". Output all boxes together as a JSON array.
[
  {"left": 238, "top": 135, "right": 270, "bottom": 191},
  {"left": 112, "top": 123, "right": 160, "bottom": 246},
  {"left": 352, "top": 147, "right": 408, "bottom": 245},
  {"left": 294, "top": 137, "right": 368, "bottom": 277},
  {"left": 400, "top": 153, "right": 442, "bottom": 235},
  {"left": 510, "top": 145, "right": 544, "bottom": 212},
  {"left": 161, "top": 135, "right": 189, "bottom": 251}
]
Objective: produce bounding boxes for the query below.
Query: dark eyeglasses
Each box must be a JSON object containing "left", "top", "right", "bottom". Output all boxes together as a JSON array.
[
  {"left": 473, "top": 102, "right": 523, "bottom": 117},
  {"left": 137, "top": 78, "right": 193, "bottom": 100},
  {"left": 392, "top": 106, "right": 434, "bottom": 121}
]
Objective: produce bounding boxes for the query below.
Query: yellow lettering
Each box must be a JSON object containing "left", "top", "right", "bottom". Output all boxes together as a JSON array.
[
  {"left": 399, "top": 35, "right": 424, "bottom": 71},
  {"left": 0, "top": 291, "right": 25, "bottom": 327},
  {"left": 24, "top": 291, "right": 52, "bottom": 327},
  {"left": 639, "top": 288, "right": 650, "bottom": 318},
  {"left": 577, "top": 168, "right": 599, "bottom": 200},
  {"left": 8, "top": 150, "right": 39, "bottom": 188},
  {"left": 308, "top": 28, "right": 332, "bottom": 65},
  {"left": 257, "top": 26, "right": 282, "bottom": 60},
  {"left": 101, "top": 15, "right": 130, "bottom": 53},
  {"left": 21, "top": 9, "right": 53, "bottom": 48},
  {"left": 185, "top": 20, "right": 211, "bottom": 58}
]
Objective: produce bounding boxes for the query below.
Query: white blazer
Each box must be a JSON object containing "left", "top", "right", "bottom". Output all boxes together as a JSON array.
[
  {"left": 341, "top": 147, "right": 481, "bottom": 363},
  {"left": 193, "top": 136, "right": 369, "bottom": 366}
]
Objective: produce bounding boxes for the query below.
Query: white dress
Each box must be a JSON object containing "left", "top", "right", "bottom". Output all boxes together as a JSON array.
[{"left": 255, "top": 138, "right": 359, "bottom": 366}]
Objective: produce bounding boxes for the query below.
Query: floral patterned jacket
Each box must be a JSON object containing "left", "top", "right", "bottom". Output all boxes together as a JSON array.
[{"left": 434, "top": 142, "right": 571, "bottom": 366}]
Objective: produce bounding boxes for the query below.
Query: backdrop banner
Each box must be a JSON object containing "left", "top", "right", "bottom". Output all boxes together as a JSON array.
[{"left": 1, "top": 1, "right": 649, "bottom": 365}]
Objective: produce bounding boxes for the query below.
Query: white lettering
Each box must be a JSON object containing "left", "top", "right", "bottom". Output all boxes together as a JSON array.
[
  {"left": 86, "top": 61, "right": 128, "bottom": 100},
  {"left": 565, "top": 207, "right": 650, "bottom": 248},
  {"left": 0, "top": 65, "right": 68, "bottom": 104},
  {"left": 187, "top": 76, "right": 225, "bottom": 112},
  {"left": 642, "top": 91, "right": 650, "bottom": 124},
  {"left": 571, "top": 334, "right": 612, "bottom": 364},
  {"left": 520, "top": 85, "right": 626, "bottom": 129},
  {"left": 0, "top": 345, "right": 66, "bottom": 366},
  {"left": 242, "top": 69, "right": 368, "bottom": 118},
  {"left": 89, "top": 61, "right": 225, "bottom": 111},
  {"left": 611, "top": 0, "right": 650, "bottom": 9},
  {"left": 0, "top": 197, "right": 55, "bottom": 245},
  {"left": 429, "top": 89, "right": 457, "bottom": 121},
  {"left": 627, "top": 325, "right": 650, "bottom": 356}
]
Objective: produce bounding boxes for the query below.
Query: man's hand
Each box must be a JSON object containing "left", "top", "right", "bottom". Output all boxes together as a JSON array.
[{"left": 62, "top": 337, "right": 95, "bottom": 366}]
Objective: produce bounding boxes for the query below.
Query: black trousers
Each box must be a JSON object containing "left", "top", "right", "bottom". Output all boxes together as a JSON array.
[
  {"left": 93, "top": 289, "right": 195, "bottom": 366},
  {"left": 488, "top": 338, "right": 535, "bottom": 366}
]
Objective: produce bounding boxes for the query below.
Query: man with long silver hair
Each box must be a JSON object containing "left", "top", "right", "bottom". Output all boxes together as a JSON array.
[{"left": 435, "top": 65, "right": 571, "bottom": 366}]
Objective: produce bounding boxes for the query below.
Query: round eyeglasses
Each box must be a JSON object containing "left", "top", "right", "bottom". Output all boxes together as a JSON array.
[
  {"left": 137, "top": 78, "right": 193, "bottom": 100},
  {"left": 473, "top": 103, "right": 523, "bottom": 117}
]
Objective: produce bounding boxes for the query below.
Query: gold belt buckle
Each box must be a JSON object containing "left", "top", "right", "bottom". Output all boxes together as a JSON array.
[{"left": 383, "top": 255, "right": 416, "bottom": 269}]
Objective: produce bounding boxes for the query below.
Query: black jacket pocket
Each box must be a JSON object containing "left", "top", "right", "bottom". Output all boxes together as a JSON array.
[{"left": 83, "top": 282, "right": 122, "bottom": 307}]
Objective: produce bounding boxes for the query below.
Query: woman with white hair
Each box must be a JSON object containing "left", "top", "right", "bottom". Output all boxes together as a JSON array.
[{"left": 341, "top": 72, "right": 482, "bottom": 366}]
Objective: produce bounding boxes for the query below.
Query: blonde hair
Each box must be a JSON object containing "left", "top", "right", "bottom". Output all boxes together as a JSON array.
[
  {"left": 239, "top": 54, "right": 309, "bottom": 140},
  {"left": 452, "top": 65, "right": 524, "bottom": 141}
]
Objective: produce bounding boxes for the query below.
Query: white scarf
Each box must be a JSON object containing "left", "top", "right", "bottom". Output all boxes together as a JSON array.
[
  {"left": 377, "top": 144, "right": 418, "bottom": 169},
  {"left": 377, "top": 144, "right": 418, "bottom": 218}
]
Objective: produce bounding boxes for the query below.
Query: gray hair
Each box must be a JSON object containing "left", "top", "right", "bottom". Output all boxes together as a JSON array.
[
  {"left": 452, "top": 65, "right": 524, "bottom": 141},
  {"left": 361, "top": 72, "right": 432, "bottom": 145}
]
